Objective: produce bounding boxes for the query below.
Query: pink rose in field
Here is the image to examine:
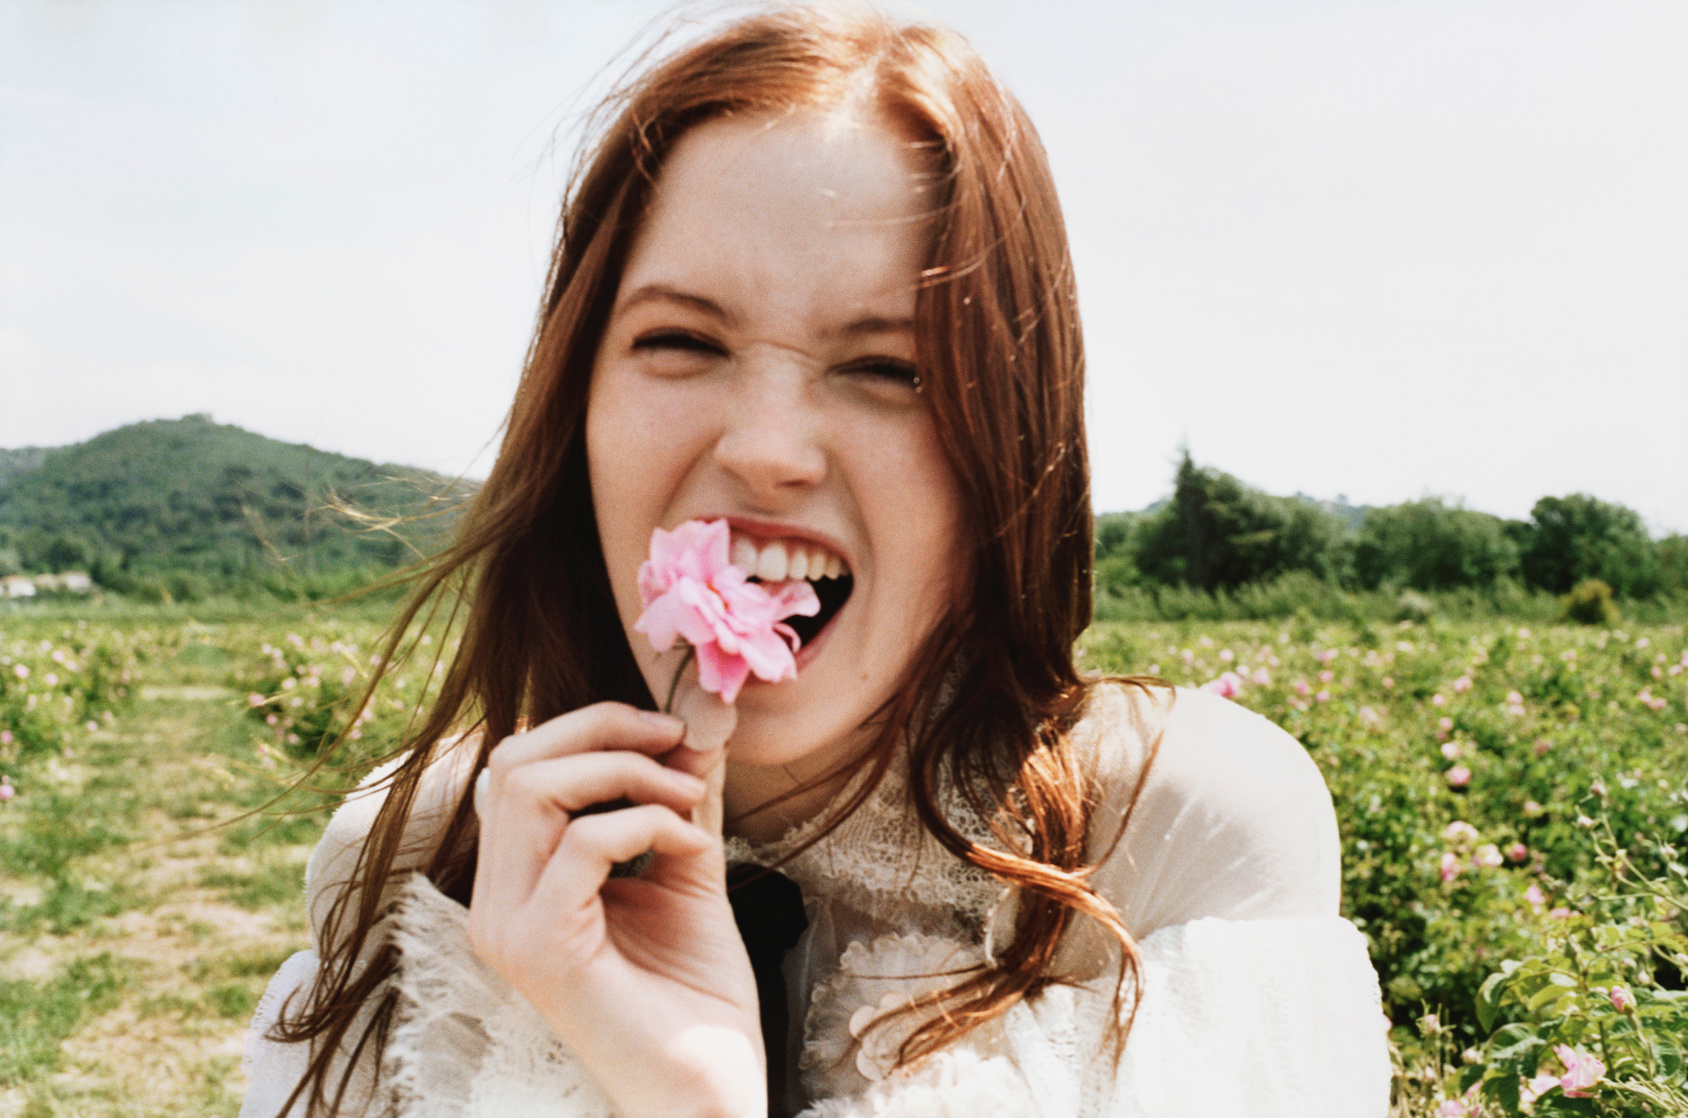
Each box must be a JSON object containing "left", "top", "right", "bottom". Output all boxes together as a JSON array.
[
  {"left": 1442, "top": 820, "right": 1479, "bottom": 845},
  {"left": 1439, "top": 716, "right": 1454, "bottom": 732},
  {"left": 1315, "top": 689, "right": 1331, "bottom": 703},
  {"left": 1432, "top": 693, "right": 1446, "bottom": 707},
  {"left": 1251, "top": 667, "right": 1272, "bottom": 686},
  {"left": 1381, "top": 676, "right": 1394, "bottom": 688},
  {"left": 1201, "top": 671, "right": 1244, "bottom": 698},
  {"left": 1521, "top": 1074, "right": 1559, "bottom": 1106},
  {"left": 1318, "top": 669, "right": 1334, "bottom": 684},
  {"left": 1316, "top": 649, "right": 1337, "bottom": 664},
  {"left": 1293, "top": 679, "right": 1312, "bottom": 697},
  {"left": 1507, "top": 842, "right": 1528, "bottom": 863},
  {"left": 634, "top": 519, "right": 819, "bottom": 704},
  {"left": 1439, "top": 852, "right": 1462, "bottom": 882},
  {"left": 1472, "top": 844, "right": 1503, "bottom": 869},
  {"left": 1610, "top": 986, "right": 1635, "bottom": 1013},
  {"left": 1441, "top": 741, "right": 1462, "bottom": 760},
  {"left": 1434, "top": 1099, "right": 1467, "bottom": 1117},
  {"left": 1555, "top": 1044, "right": 1604, "bottom": 1097},
  {"left": 1534, "top": 739, "right": 1552, "bottom": 756},
  {"left": 0, "top": 776, "right": 13, "bottom": 802},
  {"left": 1524, "top": 884, "right": 1546, "bottom": 912},
  {"left": 1453, "top": 675, "right": 1472, "bottom": 693},
  {"left": 1445, "top": 765, "right": 1471, "bottom": 788}
]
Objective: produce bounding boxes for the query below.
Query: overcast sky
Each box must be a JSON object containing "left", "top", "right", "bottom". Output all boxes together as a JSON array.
[{"left": 3, "top": 0, "right": 1685, "bottom": 532}]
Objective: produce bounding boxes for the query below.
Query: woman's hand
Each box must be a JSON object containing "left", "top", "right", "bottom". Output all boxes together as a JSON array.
[{"left": 468, "top": 700, "right": 763, "bottom": 1118}]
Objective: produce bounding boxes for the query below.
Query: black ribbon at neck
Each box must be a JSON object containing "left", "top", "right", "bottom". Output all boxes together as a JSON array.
[{"left": 726, "top": 864, "right": 808, "bottom": 1118}]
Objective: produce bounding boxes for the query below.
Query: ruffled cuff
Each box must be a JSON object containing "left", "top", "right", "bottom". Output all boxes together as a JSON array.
[{"left": 386, "top": 874, "right": 615, "bottom": 1118}]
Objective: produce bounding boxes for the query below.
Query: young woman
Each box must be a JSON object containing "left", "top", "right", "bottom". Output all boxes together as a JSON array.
[{"left": 242, "top": 7, "right": 1390, "bottom": 1117}]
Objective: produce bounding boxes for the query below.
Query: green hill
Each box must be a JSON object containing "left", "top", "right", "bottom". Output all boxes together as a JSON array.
[{"left": 0, "top": 415, "right": 478, "bottom": 598}]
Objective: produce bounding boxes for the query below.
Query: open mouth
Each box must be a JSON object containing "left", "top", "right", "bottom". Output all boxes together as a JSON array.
[{"left": 732, "top": 532, "right": 854, "bottom": 651}]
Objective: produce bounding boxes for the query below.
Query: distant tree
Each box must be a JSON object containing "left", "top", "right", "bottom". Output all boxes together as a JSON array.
[
  {"left": 1657, "top": 535, "right": 1688, "bottom": 599},
  {"left": 0, "top": 546, "right": 21, "bottom": 577},
  {"left": 1133, "top": 452, "right": 1348, "bottom": 590},
  {"left": 1519, "top": 494, "right": 1659, "bottom": 598},
  {"left": 1352, "top": 498, "right": 1520, "bottom": 591}
]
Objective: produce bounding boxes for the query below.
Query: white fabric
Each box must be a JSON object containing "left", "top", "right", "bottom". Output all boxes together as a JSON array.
[{"left": 240, "top": 685, "right": 1391, "bottom": 1117}]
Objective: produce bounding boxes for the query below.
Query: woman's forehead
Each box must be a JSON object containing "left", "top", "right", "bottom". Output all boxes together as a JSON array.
[{"left": 615, "top": 111, "right": 929, "bottom": 331}]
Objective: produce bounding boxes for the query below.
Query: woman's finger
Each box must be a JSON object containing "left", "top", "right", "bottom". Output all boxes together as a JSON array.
[
  {"left": 487, "top": 702, "right": 684, "bottom": 774},
  {"left": 474, "top": 753, "right": 704, "bottom": 913},
  {"left": 493, "top": 751, "right": 706, "bottom": 820},
  {"left": 532, "top": 803, "right": 714, "bottom": 908}
]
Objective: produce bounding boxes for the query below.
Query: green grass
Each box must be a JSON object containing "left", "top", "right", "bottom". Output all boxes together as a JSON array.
[{"left": 0, "top": 953, "right": 127, "bottom": 1084}]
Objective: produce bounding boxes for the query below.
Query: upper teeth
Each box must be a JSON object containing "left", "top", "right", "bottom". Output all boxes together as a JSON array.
[{"left": 730, "top": 533, "right": 848, "bottom": 582}]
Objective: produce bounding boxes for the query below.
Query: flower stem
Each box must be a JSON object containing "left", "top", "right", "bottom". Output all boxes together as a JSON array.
[{"left": 662, "top": 646, "right": 696, "bottom": 714}]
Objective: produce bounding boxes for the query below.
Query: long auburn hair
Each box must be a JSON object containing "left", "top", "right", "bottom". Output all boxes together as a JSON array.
[{"left": 271, "top": 6, "right": 1161, "bottom": 1113}]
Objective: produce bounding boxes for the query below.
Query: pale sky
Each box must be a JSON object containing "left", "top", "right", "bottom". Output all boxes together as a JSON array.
[{"left": 3, "top": 0, "right": 1685, "bottom": 532}]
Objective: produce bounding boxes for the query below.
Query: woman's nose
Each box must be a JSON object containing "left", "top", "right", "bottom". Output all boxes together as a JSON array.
[{"left": 711, "top": 361, "right": 827, "bottom": 504}]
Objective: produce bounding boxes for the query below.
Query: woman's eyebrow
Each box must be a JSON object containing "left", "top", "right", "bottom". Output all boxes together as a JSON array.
[
  {"left": 831, "top": 314, "right": 914, "bottom": 339},
  {"left": 615, "top": 284, "right": 735, "bottom": 324}
]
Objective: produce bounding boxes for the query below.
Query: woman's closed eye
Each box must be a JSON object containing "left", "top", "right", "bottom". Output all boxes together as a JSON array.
[
  {"left": 631, "top": 329, "right": 726, "bottom": 357},
  {"left": 838, "top": 357, "right": 922, "bottom": 391}
]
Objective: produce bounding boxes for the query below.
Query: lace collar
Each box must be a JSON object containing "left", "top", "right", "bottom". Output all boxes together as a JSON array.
[{"left": 722, "top": 749, "right": 1007, "bottom": 935}]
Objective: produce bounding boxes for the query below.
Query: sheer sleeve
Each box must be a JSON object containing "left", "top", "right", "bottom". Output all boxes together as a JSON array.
[{"left": 241, "top": 743, "right": 480, "bottom": 1118}]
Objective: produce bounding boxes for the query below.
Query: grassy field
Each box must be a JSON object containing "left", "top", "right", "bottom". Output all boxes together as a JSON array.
[{"left": 2, "top": 602, "right": 1685, "bottom": 1115}]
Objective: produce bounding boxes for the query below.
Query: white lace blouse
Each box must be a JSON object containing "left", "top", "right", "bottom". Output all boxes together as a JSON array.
[{"left": 240, "top": 685, "right": 1391, "bottom": 1117}]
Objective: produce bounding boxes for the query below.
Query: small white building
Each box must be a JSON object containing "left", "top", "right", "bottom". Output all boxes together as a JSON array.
[
  {"left": 1, "top": 575, "right": 36, "bottom": 599},
  {"left": 58, "top": 571, "right": 93, "bottom": 593}
]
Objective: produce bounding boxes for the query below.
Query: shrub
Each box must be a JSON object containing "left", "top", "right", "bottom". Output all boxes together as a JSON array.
[{"left": 1560, "top": 579, "right": 1619, "bottom": 626}]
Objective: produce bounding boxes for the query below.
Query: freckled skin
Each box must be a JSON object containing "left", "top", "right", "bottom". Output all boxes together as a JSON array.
[{"left": 585, "top": 112, "right": 965, "bottom": 840}]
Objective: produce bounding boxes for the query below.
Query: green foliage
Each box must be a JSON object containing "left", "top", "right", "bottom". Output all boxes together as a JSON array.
[
  {"left": 1130, "top": 451, "right": 1349, "bottom": 591},
  {"left": 1090, "top": 456, "right": 1680, "bottom": 618},
  {"left": 1561, "top": 580, "right": 1620, "bottom": 627},
  {"left": 1457, "top": 814, "right": 1688, "bottom": 1115},
  {"left": 0, "top": 414, "right": 473, "bottom": 598},
  {"left": 1523, "top": 495, "right": 1660, "bottom": 599},
  {"left": 1353, "top": 498, "right": 1522, "bottom": 591}
]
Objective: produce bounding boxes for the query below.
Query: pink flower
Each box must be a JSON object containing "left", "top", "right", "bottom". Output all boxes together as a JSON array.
[
  {"left": 1440, "top": 852, "right": 1462, "bottom": 882},
  {"left": 1251, "top": 667, "right": 1272, "bottom": 686},
  {"left": 1472, "top": 844, "right": 1503, "bottom": 869},
  {"left": 1200, "top": 671, "right": 1244, "bottom": 699},
  {"left": 1524, "top": 884, "right": 1545, "bottom": 912},
  {"left": 1432, "top": 693, "right": 1446, "bottom": 706},
  {"left": 635, "top": 519, "right": 819, "bottom": 704},
  {"left": 1439, "top": 716, "right": 1454, "bottom": 732},
  {"left": 1441, "top": 741, "right": 1463, "bottom": 760},
  {"left": 1507, "top": 842, "right": 1528, "bottom": 863},
  {"left": 1315, "top": 689, "right": 1331, "bottom": 703},
  {"left": 1318, "top": 669, "right": 1335, "bottom": 683},
  {"left": 1610, "top": 986, "right": 1635, "bottom": 1013},
  {"left": 1446, "top": 765, "right": 1471, "bottom": 788},
  {"left": 1293, "top": 679, "right": 1312, "bottom": 697},
  {"left": 1521, "top": 1074, "right": 1559, "bottom": 1106},
  {"left": 1555, "top": 1044, "right": 1604, "bottom": 1097},
  {"left": 0, "top": 776, "right": 13, "bottom": 802},
  {"left": 1453, "top": 675, "right": 1472, "bottom": 693},
  {"left": 1381, "top": 676, "right": 1394, "bottom": 688},
  {"left": 1435, "top": 1100, "right": 1467, "bottom": 1117},
  {"left": 1534, "top": 739, "right": 1552, "bottom": 756},
  {"left": 1442, "top": 820, "right": 1479, "bottom": 845}
]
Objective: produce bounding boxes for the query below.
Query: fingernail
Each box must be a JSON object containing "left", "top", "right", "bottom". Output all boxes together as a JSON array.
[{"left": 640, "top": 710, "right": 685, "bottom": 736}]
